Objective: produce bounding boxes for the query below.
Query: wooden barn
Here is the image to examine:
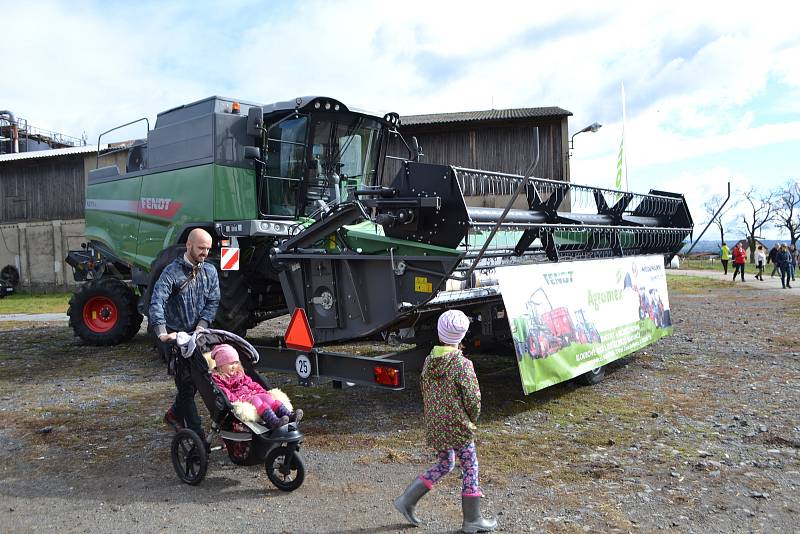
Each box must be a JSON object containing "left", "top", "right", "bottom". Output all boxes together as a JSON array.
[
  {"left": 0, "top": 146, "right": 126, "bottom": 290},
  {"left": 397, "top": 106, "right": 572, "bottom": 181},
  {"left": 0, "top": 146, "right": 110, "bottom": 222}
]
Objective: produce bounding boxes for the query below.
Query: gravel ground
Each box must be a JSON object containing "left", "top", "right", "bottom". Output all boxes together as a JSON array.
[{"left": 0, "top": 274, "right": 798, "bottom": 533}]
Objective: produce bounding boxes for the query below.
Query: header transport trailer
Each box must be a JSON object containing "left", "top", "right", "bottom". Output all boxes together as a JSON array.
[{"left": 66, "top": 96, "right": 692, "bottom": 390}]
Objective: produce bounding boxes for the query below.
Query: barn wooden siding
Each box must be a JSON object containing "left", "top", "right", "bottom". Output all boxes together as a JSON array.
[
  {"left": 0, "top": 154, "right": 86, "bottom": 222},
  {"left": 385, "top": 117, "right": 569, "bottom": 186}
]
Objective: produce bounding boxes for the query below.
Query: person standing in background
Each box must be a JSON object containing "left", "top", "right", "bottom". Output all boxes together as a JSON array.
[
  {"left": 732, "top": 242, "right": 747, "bottom": 282},
  {"left": 755, "top": 245, "right": 766, "bottom": 281},
  {"left": 768, "top": 244, "right": 780, "bottom": 277},
  {"left": 720, "top": 242, "right": 730, "bottom": 275},
  {"left": 776, "top": 244, "right": 792, "bottom": 289}
]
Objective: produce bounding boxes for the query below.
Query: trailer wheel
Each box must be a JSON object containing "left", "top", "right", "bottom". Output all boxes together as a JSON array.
[
  {"left": 577, "top": 365, "right": 605, "bottom": 386},
  {"left": 68, "top": 278, "right": 141, "bottom": 345}
]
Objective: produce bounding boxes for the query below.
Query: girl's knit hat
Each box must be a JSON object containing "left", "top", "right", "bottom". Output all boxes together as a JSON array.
[
  {"left": 437, "top": 309, "right": 470, "bottom": 345},
  {"left": 211, "top": 344, "right": 239, "bottom": 366}
]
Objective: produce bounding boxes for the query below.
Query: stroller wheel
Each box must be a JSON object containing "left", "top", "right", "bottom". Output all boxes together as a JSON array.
[
  {"left": 224, "top": 439, "right": 254, "bottom": 466},
  {"left": 265, "top": 446, "right": 305, "bottom": 491},
  {"left": 171, "top": 429, "right": 208, "bottom": 485}
]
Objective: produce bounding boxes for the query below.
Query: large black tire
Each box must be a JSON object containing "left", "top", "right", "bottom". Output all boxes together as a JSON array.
[
  {"left": 265, "top": 446, "right": 305, "bottom": 491},
  {"left": 145, "top": 245, "right": 252, "bottom": 337},
  {"left": 68, "top": 278, "right": 142, "bottom": 345},
  {"left": 171, "top": 429, "right": 208, "bottom": 485},
  {"left": 139, "top": 245, "right": 186, "bottom": 318},
  {"left": 214, "top": 270, "right": 253, "bottom": 337},
  {"left": 0, "top": 265, "right": 19, "bottom": 288}
]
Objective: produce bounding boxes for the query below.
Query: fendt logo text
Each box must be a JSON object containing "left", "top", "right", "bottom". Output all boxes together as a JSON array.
[
  {"left": 543, "top": 271, "right": 574, "bottom": 285},
  {"left": 140, "top": 197, "right": 172, "bottom": 211}
]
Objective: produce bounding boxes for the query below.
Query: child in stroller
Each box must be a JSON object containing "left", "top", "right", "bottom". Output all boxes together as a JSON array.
[
  {"left": 169, "top": 328, "right": 305, "bottom": 491},
  {"left": 210, "top": 343, "right": 303, "bottom": 429}
]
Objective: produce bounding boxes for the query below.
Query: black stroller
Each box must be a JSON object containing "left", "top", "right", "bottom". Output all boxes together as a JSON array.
[{"left": 169, "top": 329, "right": 305, "bottom": 491}]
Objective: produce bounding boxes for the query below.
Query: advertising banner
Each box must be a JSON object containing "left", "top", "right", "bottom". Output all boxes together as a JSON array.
[{"left": 496, "top": 255, "right": 672, "bottom": 394}]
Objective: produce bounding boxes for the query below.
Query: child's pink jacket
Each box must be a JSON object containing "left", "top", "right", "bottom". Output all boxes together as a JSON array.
[{"left": 211, "top": 371, "right": 274, "bottom": 405}]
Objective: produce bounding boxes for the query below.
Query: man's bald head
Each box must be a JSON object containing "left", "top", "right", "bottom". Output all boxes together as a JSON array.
[{"left": 186, "top": 228, "right": 213, "bottom": 264}]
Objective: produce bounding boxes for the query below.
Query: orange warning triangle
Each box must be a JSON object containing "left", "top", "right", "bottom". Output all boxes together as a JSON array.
[{"left": 285, "top": 307, "right": 315, "bottom": 351}]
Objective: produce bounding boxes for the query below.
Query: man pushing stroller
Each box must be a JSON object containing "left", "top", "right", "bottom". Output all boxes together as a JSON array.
[{"left": 149, "top": 228, "right": 219, "bottom": 437}]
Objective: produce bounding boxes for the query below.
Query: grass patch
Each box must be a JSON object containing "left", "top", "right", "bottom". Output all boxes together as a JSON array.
[
  {"left": 679, "top": 258, "right": 724, "bottom": 271},
  {"left": 770, "top": 334, "right": 800, "bottom": 350},
  {"left": 666, "top": 274, "right": 749, "bottom": 294},
  {"left": 0, "top": 292, "right": 71, "bottom": 314}
]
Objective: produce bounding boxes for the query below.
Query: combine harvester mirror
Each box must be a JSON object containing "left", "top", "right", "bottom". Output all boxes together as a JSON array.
[{"left": 498, "top": 254, "right": 671, "bottom": 394}]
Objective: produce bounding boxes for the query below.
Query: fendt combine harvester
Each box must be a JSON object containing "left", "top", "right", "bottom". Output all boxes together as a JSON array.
[{"left": 67, "top": 96, "right": 692, "bottom": 391}]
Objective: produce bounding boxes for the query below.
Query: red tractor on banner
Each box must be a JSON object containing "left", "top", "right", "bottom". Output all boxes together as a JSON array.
[{"left": 524, "top": 289, "right": 601, "bottom": 359}]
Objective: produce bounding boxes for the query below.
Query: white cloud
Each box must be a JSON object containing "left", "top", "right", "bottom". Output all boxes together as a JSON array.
[{"left": 4, "top": 0, "right": 799, "bottom": 207}]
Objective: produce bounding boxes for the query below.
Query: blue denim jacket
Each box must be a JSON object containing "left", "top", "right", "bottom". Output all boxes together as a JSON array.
[{"left": 149, "top": 256, "right": 220, "bottom": 336}]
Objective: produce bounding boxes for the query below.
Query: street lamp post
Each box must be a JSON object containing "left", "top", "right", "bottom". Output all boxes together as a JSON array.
[
  {"left": 565, "top": 121, "right": 602, "bottom": 186},
  {"left": 569, "top": 122, "right": 602, "bottom": 155}
]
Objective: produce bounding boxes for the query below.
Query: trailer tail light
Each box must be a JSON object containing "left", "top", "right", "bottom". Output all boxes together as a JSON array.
[{"left": 374, "top": 365, "right": 400, "bottom": 387}]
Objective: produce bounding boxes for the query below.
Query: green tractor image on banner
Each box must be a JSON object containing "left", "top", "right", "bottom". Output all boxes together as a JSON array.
[{"left": 65, "top": 95, "right": 692, "bottom": 391}]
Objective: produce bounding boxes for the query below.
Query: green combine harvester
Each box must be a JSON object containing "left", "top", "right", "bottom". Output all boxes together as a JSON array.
[{"left": 66, "top": 96, "right": 692, "bottom": 388}]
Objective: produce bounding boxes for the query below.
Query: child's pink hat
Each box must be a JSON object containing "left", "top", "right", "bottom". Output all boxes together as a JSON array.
[
  {"left": 437, "top": 309, "right": 470, "bottom": 345},
  {"left": 211, "top": 344, "right": 239, "bottom": 366}
]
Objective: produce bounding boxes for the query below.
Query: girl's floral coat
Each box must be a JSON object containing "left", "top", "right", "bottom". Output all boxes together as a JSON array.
[{"left": 421, "top": 345, "right": 481, "bottom": 450}]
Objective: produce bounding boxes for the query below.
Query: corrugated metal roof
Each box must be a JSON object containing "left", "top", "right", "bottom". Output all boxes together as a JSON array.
[
  {"left": 0, "top": 144, "right": 107, "bottom": 163},
  {"left": 401, "top": 106, "right": 572, "bottom": 127}
]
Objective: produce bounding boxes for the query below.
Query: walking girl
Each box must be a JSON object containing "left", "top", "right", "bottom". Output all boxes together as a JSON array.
[
  {"left": 393, "top": 310, "right": 497, "bottom": 533},
  {"left": 720, "top": 242, "right": 730, "bottom": 275},
  {"left": 732, "top": 243, "right": 747, "bottom": 282},
  {"left": 755, "top": 245, "right": 766, "bottom": 281}
]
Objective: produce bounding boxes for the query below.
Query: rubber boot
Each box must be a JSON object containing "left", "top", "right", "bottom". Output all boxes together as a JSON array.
[
  {"left": 274, "top": 415, "right": 290, "bottom": 428},
  {"left": 393, "top": 478, "right": 429, "bottom": 526},
  {"left": 461, "top": 495, "right": 497, "bottom": 533}
]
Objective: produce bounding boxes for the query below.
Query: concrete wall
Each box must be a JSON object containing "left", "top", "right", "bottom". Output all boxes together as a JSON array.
[{"left": 0, "top": 218, "right": 85, "bottom": 292}]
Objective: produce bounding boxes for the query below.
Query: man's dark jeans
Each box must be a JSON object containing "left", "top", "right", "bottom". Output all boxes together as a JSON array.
[{"left": 158, "top": 340, "right": 202, "bottom": 434}]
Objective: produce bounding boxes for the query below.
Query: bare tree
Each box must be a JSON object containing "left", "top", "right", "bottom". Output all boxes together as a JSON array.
[
  {"left": 772, "top": 179, "right": 800, "bottom": 246},
  {"left": 740, "top": 187, "right": 776, "bottom": 262},
  {"left": 702, "top": 193, "right": 738, "bottom": 245}
]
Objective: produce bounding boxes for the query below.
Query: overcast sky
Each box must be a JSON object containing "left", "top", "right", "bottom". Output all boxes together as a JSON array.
[{"left": 5, "top": 0, "right": 799, "bottom": 239}]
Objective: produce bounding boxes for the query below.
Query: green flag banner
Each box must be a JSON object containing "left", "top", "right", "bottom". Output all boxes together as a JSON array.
[{"left": 496, "top": 255, "right": 672, "bottom": 394}]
